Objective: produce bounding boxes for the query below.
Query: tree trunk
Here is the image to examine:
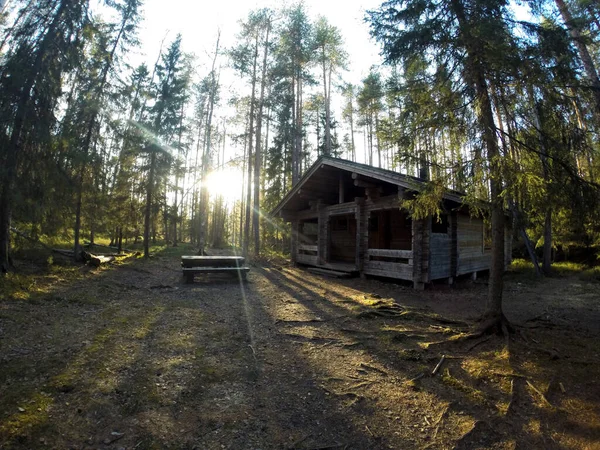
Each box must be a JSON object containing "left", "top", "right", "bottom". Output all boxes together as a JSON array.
[
  {"left": 0, "top": 0, "right": 70, "bottom": 273},
  {"left": 293, "top": 68, "right": 303, "bottom": 185},
  {"left": 118, "top": 227, "right": 123, "bottom": 254},
  {"left": 450, "top": 0, "right": 506, "bottom": 329},
  {"left": 253, "top": 20, "right": 270, "bottom": 258},
  {"left": 530, "top": 95, "right": 553, "bottom": 275},
  {"left": 172, "top": 102, "right": 185, "bottom": 247},
  {"left": 322, "top": 50, "right": 331, "bottom": 155},
  {"left": 144, "top": 150, "right": 156, "bottom": 259},
  {"left": 73, "top": 3, "right": 135, "bottom": 260},
  {"left": 198, "top": 33, "right": 220, "bottom": 255},
  {"left": 243, "top": 31, "right": 259, "bottom": 258},
  {"left": 555, "top": 0, "right": 600, "bottom": 115}
]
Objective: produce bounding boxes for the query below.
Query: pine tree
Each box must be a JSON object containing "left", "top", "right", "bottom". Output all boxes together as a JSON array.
[
  {"left": 0, "top": 0, "right": 89, "bottom": 273},
  {"left": 312, "top": 16, "right": 347, "bottom": 156},
  {"left": 142, "top": 34, "right": 188, "bottom": 258},
  {"left": 368, "top": 0, "right": 516, "bottom": 330}
]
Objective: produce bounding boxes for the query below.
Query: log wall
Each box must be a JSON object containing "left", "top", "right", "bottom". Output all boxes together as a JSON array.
[
  {"left": 297, "top": 244, "right": 318, "bottom": 265},
  {"left": 456, "top": 214, "right": 491, "bottom": 275},
  {"left": 290, "top": 193, "right": 512, "bottom": 285},
  {"left": 363, "top": 248, "right": 413, "bottom": 280},
  {"left": 329, "top": 214, "right": 356, "bottom": 263},
  {"left": 412, "top": 218, "right": 431, "bottom": 288},
  {"left": 430, "top": 232, "right": 452, "bottom": 280}
]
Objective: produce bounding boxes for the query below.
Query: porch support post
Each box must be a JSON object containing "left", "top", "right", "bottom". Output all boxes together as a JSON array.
[{"left": 412, "top": 217, "right": 431, "bottom": 290}]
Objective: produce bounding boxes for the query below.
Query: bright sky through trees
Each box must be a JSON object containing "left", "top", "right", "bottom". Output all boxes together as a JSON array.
[
  {"left": 133, "top": 0, "right": 384, "bottom": 198},
  {"left": 137, "top": 0, "right": 382, "bottom": 85}
]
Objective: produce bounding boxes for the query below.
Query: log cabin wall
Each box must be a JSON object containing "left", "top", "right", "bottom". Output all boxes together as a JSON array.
[
  {"left": 429, "top": 214, "right": 452, "bottom": 281},
  {"left": 411, "top": 217, "right": 431, "bottom": 289},
  {"left": 290, "top": 221, "right": 299, "bottom": 264},
  {"left": 279, "top": 159, "right": 513, "bottom": 285},
  {"left": 450, "top": 211, "right": 458, "bottom": 280},
  {"left": 296, "top": 218, "right": 318, "bottom": 266},
  {"left": 318, "top": 205, "right": 329, "bottom": 265},
  {"left": 456, "top": 213, "right": 491, "bottom": 275},
  {"left": 329, "top": 214, "right": 357, "bottom": 263},
  {"left": 355, "top": 197, "right": 366, "bottom": 272},
  {"left": 361, "top": 195, "right": 415, "bottom": 282},
  {"left": 322, "top": 202, "right": 359, "bottom": 266}
]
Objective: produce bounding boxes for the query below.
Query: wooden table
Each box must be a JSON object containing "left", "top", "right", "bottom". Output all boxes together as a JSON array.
[{"left": 181, "top": 256, "right": 249, "bottom": 283}]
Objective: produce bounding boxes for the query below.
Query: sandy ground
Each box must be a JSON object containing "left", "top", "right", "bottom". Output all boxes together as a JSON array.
[{"left": 1, "top": 248, "right": 599, "bottom": 449}]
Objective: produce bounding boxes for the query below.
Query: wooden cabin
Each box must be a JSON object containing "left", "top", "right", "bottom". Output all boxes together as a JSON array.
[{"left": 271, "top": 157, "right": 512, "bottom": 289}]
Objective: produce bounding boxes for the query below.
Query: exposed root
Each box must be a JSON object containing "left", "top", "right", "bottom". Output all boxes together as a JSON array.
[
  {"left": 474, "top": 312, "right": 513, "bottom": 336},
  {"left": 356, "top": 307, "right": 469, "bottom": 327},
  {"left": 465, "top": 335, "right": 493, "bottom": 352},
  {"left": 358, "top": 362, "right": 388, "bottom": 375},
  {"left": 526, "top": 379, "right": 554, "bottom": 408}
]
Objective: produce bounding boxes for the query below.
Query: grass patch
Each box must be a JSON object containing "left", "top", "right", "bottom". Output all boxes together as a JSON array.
[
  {"left": 0, "top": 392, "right": 54, "bottom": 442},
  {"left": 127, "top": 241, "right": 197, "bottom": 259},
  {"left": 508, "top": 258, "right": 600, "bottom": 283}
]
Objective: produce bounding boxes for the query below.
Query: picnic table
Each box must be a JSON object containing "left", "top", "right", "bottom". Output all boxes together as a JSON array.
[{"left": 181, "top": 256, "right": 249, "bottom": 283}]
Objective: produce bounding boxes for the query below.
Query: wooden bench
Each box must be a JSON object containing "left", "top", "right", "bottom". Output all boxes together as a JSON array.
[{"left": 181, "top": 256, "right": 249, "bottom": 283}]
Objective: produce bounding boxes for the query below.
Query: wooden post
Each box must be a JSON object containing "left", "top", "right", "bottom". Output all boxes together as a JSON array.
[
  {"left": 339, "top": 173, "right": 345, "bottom": 204},
  {"left": 412, "top": 218, "right": 424, "bottom": 290}
]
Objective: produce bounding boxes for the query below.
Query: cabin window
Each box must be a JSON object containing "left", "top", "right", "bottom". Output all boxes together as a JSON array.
[{"left": 432, "top": 214, "right": 449, "bottom": 234}]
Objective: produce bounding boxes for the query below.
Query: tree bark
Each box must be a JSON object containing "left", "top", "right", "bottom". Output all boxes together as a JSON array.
[
  {"left": 143, "top": 149, "right": 156, "bottom": 259},
  {"left": 322, "top": 49, "right": 331, "bottom": 155},
  {"left": 450, "top": 0, "right": 506, "bottom": 329},
  {"left": 253, "top": 20, "right": 271, "bottom": 258},
  {"left": 555, "top": 0, "right": 600, "bottom": 115},
  {"left": 73, "top": 1, "right": 136, "bottom": 260},
  {"left": 243, "top": 31, "right": 259, "bottom": 258},
  {"left": 198, "top": 32, "right": 221, "bottom": 255},
  {"left": 0, "top": 0, "right": 70, "bottom": 273}
]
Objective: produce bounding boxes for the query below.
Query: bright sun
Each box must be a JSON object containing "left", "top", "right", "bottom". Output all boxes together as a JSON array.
[{"left": 204, "top": 167, "right": 244, "bottom": 202}]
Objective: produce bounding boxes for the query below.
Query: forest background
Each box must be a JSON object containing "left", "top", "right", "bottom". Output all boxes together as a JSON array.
[{"left": 0, "top": 0, "right": 599, "bottom": 322}]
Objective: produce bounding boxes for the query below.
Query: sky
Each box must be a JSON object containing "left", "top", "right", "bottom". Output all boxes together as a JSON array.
[
  {"left": 136, "top": 0, "right": 384, "bottom": 85},
  {"left": 129, "top": 0, "right": 387, "bottom": 179}
]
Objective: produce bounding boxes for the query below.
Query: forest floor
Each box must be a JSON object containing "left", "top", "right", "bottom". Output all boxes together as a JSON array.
[{"left": 1, "top": 243, "right": 600, "bottom": 450}]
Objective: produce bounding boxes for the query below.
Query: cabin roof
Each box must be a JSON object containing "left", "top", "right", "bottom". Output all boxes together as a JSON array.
[{"left": 271, "top": 156, "right": 465, "bottom": 217}]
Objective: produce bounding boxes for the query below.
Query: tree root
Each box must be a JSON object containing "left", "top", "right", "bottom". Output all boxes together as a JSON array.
[{"left": 356, "top": 307, "right": 468, "bottom": 327}]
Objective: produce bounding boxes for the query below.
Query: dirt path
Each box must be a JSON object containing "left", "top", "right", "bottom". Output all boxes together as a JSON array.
[{"left": 1, "top": 251, "right": 600, "bottom": 449}]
